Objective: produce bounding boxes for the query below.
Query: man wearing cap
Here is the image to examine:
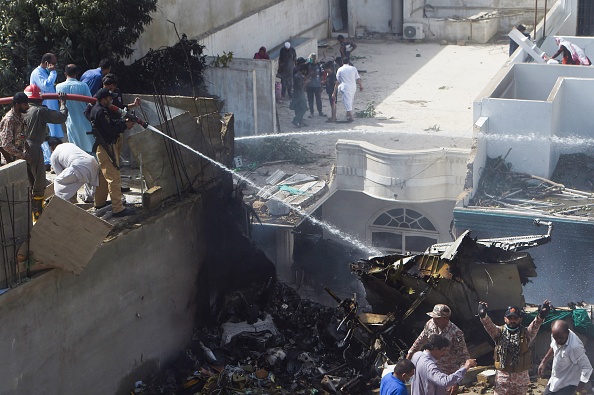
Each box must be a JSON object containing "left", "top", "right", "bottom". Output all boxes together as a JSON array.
[
  {"left": 478, "top": 300, "right": 552, "bottom": 395},
  {"left": 407, "top": 304, "right": 470, "bottom": 394},
  {"left": 538, "top": 320, "right": 592, "bottom": 395},
  {"left": 85, "top": 88, "right": 135, "bottom": 217},
  {"left": 24, "top": 86, "right": 68, "bottom": 220},
  {"left": 279, "top": 42, "right": 297, "bottom": 99},
  {"left": 0, "top": 93, "right": 29, "bottom": 163}
]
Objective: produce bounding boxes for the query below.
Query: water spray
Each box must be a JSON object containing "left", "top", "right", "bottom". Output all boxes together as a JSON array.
[{"left": 0, "top": 93, "right": 380, "bottom": 256}]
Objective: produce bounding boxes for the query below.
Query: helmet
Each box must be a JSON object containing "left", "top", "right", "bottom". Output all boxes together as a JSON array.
[{"left": 24, "top": 84, "right": 42, "bottom": 100}]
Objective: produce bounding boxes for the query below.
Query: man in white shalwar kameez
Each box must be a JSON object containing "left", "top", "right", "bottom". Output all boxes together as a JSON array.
[
  {"left": 48, "top": 138, "right": 100, "bottom": 202},
  {"left": 333, "top": 58, "right": 363, "bottom": 122}
]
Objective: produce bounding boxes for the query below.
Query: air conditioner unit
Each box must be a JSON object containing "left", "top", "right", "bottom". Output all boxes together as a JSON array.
[{"left": 403, "top": 23, "right": 424, "bottom": 40}]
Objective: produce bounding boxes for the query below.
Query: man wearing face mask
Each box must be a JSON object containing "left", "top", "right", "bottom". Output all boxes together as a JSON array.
[
  {"left": 478, "top": 300, "right": 552, "bottom": 395},
  {"left": 85, "top": 88, "right": 135, "bottom": 217},
  {"left": 380, "top": 359, "right": 415, "bottom": 395}
]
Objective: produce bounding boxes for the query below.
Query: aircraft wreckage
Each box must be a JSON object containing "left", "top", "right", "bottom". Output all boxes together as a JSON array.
[{"left": 350, "top": 219, "right": 553, "bottom": 327}]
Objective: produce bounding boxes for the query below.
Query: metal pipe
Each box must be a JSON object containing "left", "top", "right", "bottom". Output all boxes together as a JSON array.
[
  {"left": 0, "top": 197, "right": 9, "bottom": 288},
  {"left": 534, "top": 0, "right": 538, "bottom": 39},
  {"left": 542, "top": 0, "right": 547, "bottom": 39}
]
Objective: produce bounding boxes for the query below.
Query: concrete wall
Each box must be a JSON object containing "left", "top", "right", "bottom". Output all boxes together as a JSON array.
[
  {"left": 334, "top": 140, "right": 469, "bottom": 203},
  {"left": 322, "top": 190, "right": 456, "bottom": 252},
  {"left": 320, "top": 140, "right": 469, "bottom": 252},
  {"left": 204, "top": 38, "right": 317, "bottom": 136},
  {"left": 352, "top": 0, "right": 393, "bottom": 34},
  {"left": 0, "top": 197, "right": 206, "bottom": 395},
  {"left": 403, "top": 0, "right": 557, "bottom": 42},
  {"left": 0, "top": 161, "right": 30, "bottom": 288},
  {"left": 472, "top": 63, "right": 594, "bottom": 177},
  {"left": 132, "top": 0, "right": 328, "bottom": 61}
]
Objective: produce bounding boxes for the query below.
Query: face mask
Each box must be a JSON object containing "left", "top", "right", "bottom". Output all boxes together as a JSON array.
[{"left": 505, "top": 323, "right": 520, "bottom": 331}]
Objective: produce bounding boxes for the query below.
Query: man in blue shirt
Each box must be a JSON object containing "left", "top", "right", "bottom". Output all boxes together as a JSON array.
[
  {"left": 81, "top": 59, "right": 112, "bottom": 96},
  {"left": 381, "top": 359, "right": 415, "bottom": 395},
  {"left": 30, "top": 53, "right": 63, "bottom": 165},
  {"left": 56, "top": 64, "right": 96, "bottom": 154}
]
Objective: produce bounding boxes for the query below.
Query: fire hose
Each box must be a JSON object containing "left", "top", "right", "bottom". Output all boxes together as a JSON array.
[{"left": 0, "top": 93, "right": 149, "bottom": 128}]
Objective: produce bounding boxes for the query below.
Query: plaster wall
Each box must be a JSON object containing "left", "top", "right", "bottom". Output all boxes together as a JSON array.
[
  {"left": 0, "top": 161, "right": 30, "bottom": 288},
  {"left": 334, "top": 140, "right": 469, "bottom": 203},
  {"left": 552, "top": 78, "right": 594, "bottom": 140},
  {"left": 403, "top": 0, "right": 555, "bottom": 42},
  {"left": 480, "top": 98, "right": 553, "bottom": 177},
  {"left": 133, "top": 0, "right": 325, "bottom": 61},
  {"left": 0, "top": 198, "right": 206, "bottom": 395},
  {"left": 322, "top": 190, "right": 455, "bottom": 251},
  {"left": 131, "top": 0, "right": 328, "bottom": 61},
  {"left": 205, "top": 59, "right": 274, "bottom": 136},
  {"left": 352, "top": 0, "right": 393, "bottom": 34},
  {"left": 198, "top": 0, "right": 328, "bottom": 59}
]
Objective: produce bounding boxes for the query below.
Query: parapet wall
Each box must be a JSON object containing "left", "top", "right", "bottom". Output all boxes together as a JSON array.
[{"left": 0, "top": 197, "right": 206, "bottom": 395}]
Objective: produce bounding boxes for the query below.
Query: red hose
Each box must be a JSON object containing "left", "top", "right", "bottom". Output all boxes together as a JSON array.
[
  {"left": 0, "top": 93, "right": 125, "bottom": 116},
  {"left": 0, "top": 93, "right": 96, "bottom": 105}
]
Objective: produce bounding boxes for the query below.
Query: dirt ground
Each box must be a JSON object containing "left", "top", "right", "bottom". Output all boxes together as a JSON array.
[{"left": 238, "top": 37, "right": 511, "bottom": 189}]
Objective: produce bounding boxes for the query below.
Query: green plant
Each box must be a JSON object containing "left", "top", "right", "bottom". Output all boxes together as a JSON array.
[
  {"left": 355, "top": 101, "right": 376, "bottom": 118},
  {"left": 235, "top": 138, "right": 317, "bottom": 166},
  {"left": 0, "top": 0, "right": 158, "bottom": 97},
  {"left": 211, "top": 51, "right": 234, "bottom": 68}
]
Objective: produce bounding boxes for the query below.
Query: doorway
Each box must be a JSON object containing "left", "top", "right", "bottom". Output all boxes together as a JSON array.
[{"left": 331, "top": 0, "right": 348, "bottom": 34}]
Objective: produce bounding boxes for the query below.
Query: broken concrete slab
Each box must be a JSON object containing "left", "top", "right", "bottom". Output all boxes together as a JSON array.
[
  {"left": 29, "top": 197, "right": 113, "bottom": 275},
  {"left": 129, "top": 109, "right": 234, "bottom": 200}
]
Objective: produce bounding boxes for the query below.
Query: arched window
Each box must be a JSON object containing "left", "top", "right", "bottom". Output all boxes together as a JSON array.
[{"left": 369, "top": 208, "right": 438, "bottom": 254}]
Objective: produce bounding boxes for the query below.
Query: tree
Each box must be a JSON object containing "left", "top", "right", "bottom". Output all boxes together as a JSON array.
[{"left": 0, "top": 0, "right": 158, "bottom": 97}]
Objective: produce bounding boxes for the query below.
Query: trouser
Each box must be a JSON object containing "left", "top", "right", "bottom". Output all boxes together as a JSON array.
[
  {"left": 543, "top": 384, "right": 577, "bottom": 395},
  {"left": 494, "top": 370, "right": 530, "bottom": 395},
  {"left": 26, "top": 143, "right": 46, "bottom": 198},
  {"left": 306, "top": 87, "right": 323, "bottom": 114},
  {"left": 94, "top": 138, "right": 124, "bottom": 213},
  {"left": 293, "top": 107, "right": 307, "bottom": 125},
  {"left": 282, "top": 76, "right": 293, "bottom": 97}
]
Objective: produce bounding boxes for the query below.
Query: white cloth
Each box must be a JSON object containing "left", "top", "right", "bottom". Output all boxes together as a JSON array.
[
  {"left": 50, "top": 143, "right": 100, "bottom": 200},
  {"left": 336, "top": 64, "right": 360, "bottom": 112},
  {"left": 548, "top": 329, "right": 593, "bottom": 391}
]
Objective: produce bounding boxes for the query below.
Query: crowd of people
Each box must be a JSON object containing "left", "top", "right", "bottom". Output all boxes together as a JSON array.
[
  {"left": 273, "top": 37, "right": 363, "bottom": 127},
  {"left": 0, "top": 53, "right": 140, "bottom": 221},
  {"left": 380, "top": 302, "right": 592, "bottom": 395}
]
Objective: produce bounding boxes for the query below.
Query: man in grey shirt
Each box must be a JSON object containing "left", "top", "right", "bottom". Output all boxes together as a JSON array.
[{"left": 411, "top": 335, "right": 475, "bottom": 395}]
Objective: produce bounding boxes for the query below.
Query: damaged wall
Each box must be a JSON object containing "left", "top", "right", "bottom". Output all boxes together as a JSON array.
[
  {"left": 0, "top": 160, "right": 30, "bottom": 288},
  {"left": 0, "top": 197, "right": 206, "bottom": 395}
]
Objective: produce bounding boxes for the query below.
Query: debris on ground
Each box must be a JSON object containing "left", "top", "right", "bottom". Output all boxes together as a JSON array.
[
  {"left": 132, "top": 281, "right": 381, "bottom": 394},
  {"left": 470, "top": 154, "right": 594, "bottom": 217},
  {"left": 235, "top": 138, "right": 318, "bottom": 167}
]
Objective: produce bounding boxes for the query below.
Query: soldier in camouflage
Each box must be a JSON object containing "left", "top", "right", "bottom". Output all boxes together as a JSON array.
[{"left": 407, "top": 304, "right": 470, "bottom": 395}]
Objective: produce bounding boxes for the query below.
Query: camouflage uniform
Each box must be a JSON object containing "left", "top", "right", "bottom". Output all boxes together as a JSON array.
[
  {"left": 408, "top": 319, "right": 470, "bottom": 374},
  {"left": 481, "top": 315, "right": 544, "bottom": 395},
  {"left": 0, "top": 108, "right": 27, "bottom": 160}
]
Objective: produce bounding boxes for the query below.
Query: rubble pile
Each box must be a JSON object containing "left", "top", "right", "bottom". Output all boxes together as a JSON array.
[
  {"left": 471, "top": 154, "right": 594, "bottom": 217},
  {"left": 133, "top": 282, "right": 376, "bottom": 395}
]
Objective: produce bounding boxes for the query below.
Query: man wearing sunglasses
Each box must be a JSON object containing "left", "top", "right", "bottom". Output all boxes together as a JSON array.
[{"left": 478, "top": 300, "right": 552, "bottom": 395}]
